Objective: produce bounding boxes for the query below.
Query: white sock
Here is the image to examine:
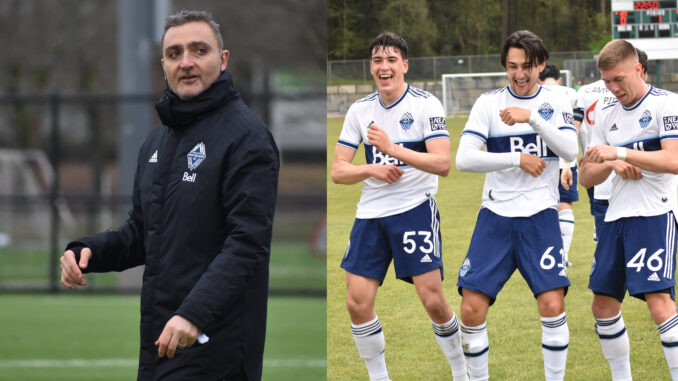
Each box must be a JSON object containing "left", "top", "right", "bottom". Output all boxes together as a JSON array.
[
  {"left": 433, "top": 314, "right": 468, "bottom": 381},
  {"left": 559, "top": 209, "right": 575, "bottom": 263},
  {"left": 596, "top": 312, "right": 632, "bottom": 381},
  {"left": 461, "top": 321, "right": 489, "bottom": 381},
  {"left": 352, "top": 316, "right": 389, "bottom": 381},
  {"left": 657, "top": 314, "right": 678, "bottom": 380},
  {"left": 541, "top": 312, "right": 569, "bottom": 381}
]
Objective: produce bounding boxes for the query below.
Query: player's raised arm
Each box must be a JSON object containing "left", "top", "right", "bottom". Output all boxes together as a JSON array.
[{"left": 499, "top": 106, "right": 578, "bottom": 163}]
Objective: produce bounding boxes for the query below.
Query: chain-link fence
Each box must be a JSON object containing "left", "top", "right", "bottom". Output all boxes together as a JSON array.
[
  {"left": 328, "top": 52, "right": 678, "bottom": 116},
  {"left": 328, "top": 52, "right": 598, "bottom": 85}
]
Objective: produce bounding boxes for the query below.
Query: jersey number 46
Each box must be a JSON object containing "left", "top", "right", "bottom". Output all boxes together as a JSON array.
[{"left": 627, "top": 248, "right": 665, "bottom": 272}]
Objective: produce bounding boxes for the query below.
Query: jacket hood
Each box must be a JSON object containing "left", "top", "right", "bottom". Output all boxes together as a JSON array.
[{"left": 155, "top": 70, "right": 239, "bottom": 129}]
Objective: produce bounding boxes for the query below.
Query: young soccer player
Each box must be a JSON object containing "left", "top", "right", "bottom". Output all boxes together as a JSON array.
[
  {"left": 575, "top": 47, "right": 650, "bottom": 246},
  {"left": 455, "top": 30, "right": 578, "bottom": 381},
  {"left": 580, "top": 39, "right": 678, "bottom": 381},
  {"left": 331, "top": 32, "right": 467, "bottom": 380}
]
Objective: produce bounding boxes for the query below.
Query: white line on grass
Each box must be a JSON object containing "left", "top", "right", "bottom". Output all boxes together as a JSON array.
[{"left": 0, "top": 358, "right": 326, "bottom": 368}]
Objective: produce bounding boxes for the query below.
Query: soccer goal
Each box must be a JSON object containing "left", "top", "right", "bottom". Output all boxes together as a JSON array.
[
  {"left": 441, "top": 70, "right": 571, "bottom": 117},
  {"left": 0, "top": 149, "right": 75, "bottom": 247}
]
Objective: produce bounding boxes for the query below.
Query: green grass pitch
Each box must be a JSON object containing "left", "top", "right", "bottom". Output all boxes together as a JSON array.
[
  {"left": 0, "top": 294, "right": 325, "bottom": 381},
  {"left": 327, "top": 116, "right": 671, "bottom": 380}
]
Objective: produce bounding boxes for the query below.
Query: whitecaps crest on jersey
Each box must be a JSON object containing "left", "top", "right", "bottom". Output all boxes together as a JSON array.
[
  {"left": 538, "top": 103, "right": 554, "bottom": 121},
  {"left": 399, "top": 112, "right": 414, "bottom": 130},
  {"left": 639, "top": 109, "right": 652, "bottom": 129}
]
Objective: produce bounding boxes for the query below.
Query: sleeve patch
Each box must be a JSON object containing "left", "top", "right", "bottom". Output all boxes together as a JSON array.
[
  {"left": 663, "top": 115, "right": 678, "bottom": 131},
  {"left": 429, "top": 116, "right": 447, "bottom": 131},
  {"left": 562, "top": 112, "right": 574, "bottom": 125}
]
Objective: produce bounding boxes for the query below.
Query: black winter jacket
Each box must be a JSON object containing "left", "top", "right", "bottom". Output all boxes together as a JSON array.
[{"left": 67, "top": 70, "right": 279, "bottom": 380}]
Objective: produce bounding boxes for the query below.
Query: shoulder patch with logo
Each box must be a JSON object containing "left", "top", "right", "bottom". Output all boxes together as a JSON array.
[
  {"left": 562, "top": 112, "right": 574, "bottom": 125},
  {"left": 538, "top": 103, "right": 554, "bottom": 121},
  {"left": 429, "top": 117, "right": 447, "bottom": 131},
  {"left": 664, "top": 116, "right": 678, "bottom": 131},
  {"left": 187, "top": 142, "right": 206, "bottom": 170}
]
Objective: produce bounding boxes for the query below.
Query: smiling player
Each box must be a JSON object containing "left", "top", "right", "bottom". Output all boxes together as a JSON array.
[
  {"left": 331, "top": 32, "right": 467, "bottom": 380},
  {"left": 455, "top": 30, "right": 578, "bottom": 381}
]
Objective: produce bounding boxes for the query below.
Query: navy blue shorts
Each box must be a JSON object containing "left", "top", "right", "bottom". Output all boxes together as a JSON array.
[
  {"left": 589, "top": 212, "right": 677, "bottom": 302},
  {"left": 341, "top": 198, "right": 443, "bottom": 284},
  {"left": 591, "top": 198, "right": 609, "bottom": 242},
  {"left": 457, "top": 208, "right": 570, "bottom": 303},
  {"left": 558, "top": 165, "right": 579, "bottom": 203}
]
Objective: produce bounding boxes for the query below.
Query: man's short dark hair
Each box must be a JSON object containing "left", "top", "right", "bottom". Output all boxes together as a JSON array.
[
  {"left": 369, "top": 32, "right": 408, "bottom": 60},
  {"left": 637, "top": 48, "right": 648, "bottom": 75},
  {"left": 162, "top": 10, "right": 223, "bottom": 51},
  {"left": 500, "top": 30, "right": 549, "bottom": 69},
  {"left": 539, "top": 64, "right": 561, "bottom": 81}
]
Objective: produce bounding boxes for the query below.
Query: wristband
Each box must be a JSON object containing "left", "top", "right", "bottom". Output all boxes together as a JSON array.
[{"left": 616, "top": 147, "right": 627, "bottom": 161}]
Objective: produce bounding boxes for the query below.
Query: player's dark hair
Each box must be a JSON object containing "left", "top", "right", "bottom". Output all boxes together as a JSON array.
[
  {"left": 369, "top": 32, "right": 408, "bottom": 60},
  {"left": 539, "top": 64, "right": 561, "bottom": 81},
  {"left": 162, "top": 10, "right": 223, "bottom": 52},
  {"left": 500, "top": 30, "right": 549, "bottom": 69},
  {"left": 637, "top": 48, "right": 648, "bottom": 75},
  {"left": 597, "top": 40, "right": 638, "bottom": 71}
]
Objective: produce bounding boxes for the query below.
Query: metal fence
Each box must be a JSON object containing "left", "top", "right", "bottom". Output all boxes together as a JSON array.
[
  {"left": 0, "top": 92, "right": 326, "bottom": 294},
  {"left": 328, "top": 52, "right": 678, "bottom": 116},
  {"left": 328, "top": 52, "right": 599, "bottom": 84}
]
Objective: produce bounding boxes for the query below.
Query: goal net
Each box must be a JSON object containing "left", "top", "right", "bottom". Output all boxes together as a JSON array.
[{"left": 441, "top": 70, "right": 571, "bottom": 117}]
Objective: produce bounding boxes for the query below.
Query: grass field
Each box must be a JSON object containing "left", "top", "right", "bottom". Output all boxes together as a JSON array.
[
  {"left": 0, "top": 240, "right": 326, "bottom": 381},
  {"left": 327, "top": 117, "right": 672, "bottom": 380},
  {"left": 0, "top": 294, "right": 325, "bottom": 381}
]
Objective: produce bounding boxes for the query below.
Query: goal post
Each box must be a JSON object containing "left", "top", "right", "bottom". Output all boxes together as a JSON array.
[{"left": 441, "top": 70, "right": 571, "bottom": 117}]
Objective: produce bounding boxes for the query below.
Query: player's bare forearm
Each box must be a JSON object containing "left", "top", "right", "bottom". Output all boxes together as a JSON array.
[
  {"left": 388, "top": 141, "right": 451, "bottom": 177},
  {"left": 623, "top": 141, "right": 678, "bottom": 174},
  {"left": 331, "top": 159, "right": 373, "bottom": 184},
  {"left": 331, "top": 144, "right": 367, "bottom": 184},
  {"left": 579, "top": 157, "right": 613, "bottom": 188},
  {"left": 586, "top": 140, "right": 678, "bottom": 175},
  {"left": 367, "top": 123, "right": 451, "bottom": 176}
]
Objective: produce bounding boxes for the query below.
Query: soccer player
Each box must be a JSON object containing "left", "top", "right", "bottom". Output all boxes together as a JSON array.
[
  {"left": 575, "top": 47, "right": 650, "bottom": 246},
  {"left": 539, "top": 64, "right": 579, "bottom": 266},
  {"left": 455, "top": 30, "right": 578, "bottom": 381},
  {"left": 579, "top": 39, "right": 678, "bottom": 381},
  {"left": 331, "top": 32, "right": 467, "bottom": 380}
]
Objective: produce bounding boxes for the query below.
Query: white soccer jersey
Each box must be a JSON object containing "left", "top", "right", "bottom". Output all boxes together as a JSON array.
[
  {"left": 589, "top": 85, "right": 678, "bottom": 221},
  {"left": 543, "top": 83, "right": 577, "bottom": 109},
  {"left": 576, "top": 80, "right": 618, "bottom": 199},
  {"left": 543, "top": 83, "right": 578, "bottom": 167},
  {"left": 338, "top": 84, "right": 449, "bottom": 219},
  {"left": 461, "top": 85, "right": 576, "bottom": 217}
]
